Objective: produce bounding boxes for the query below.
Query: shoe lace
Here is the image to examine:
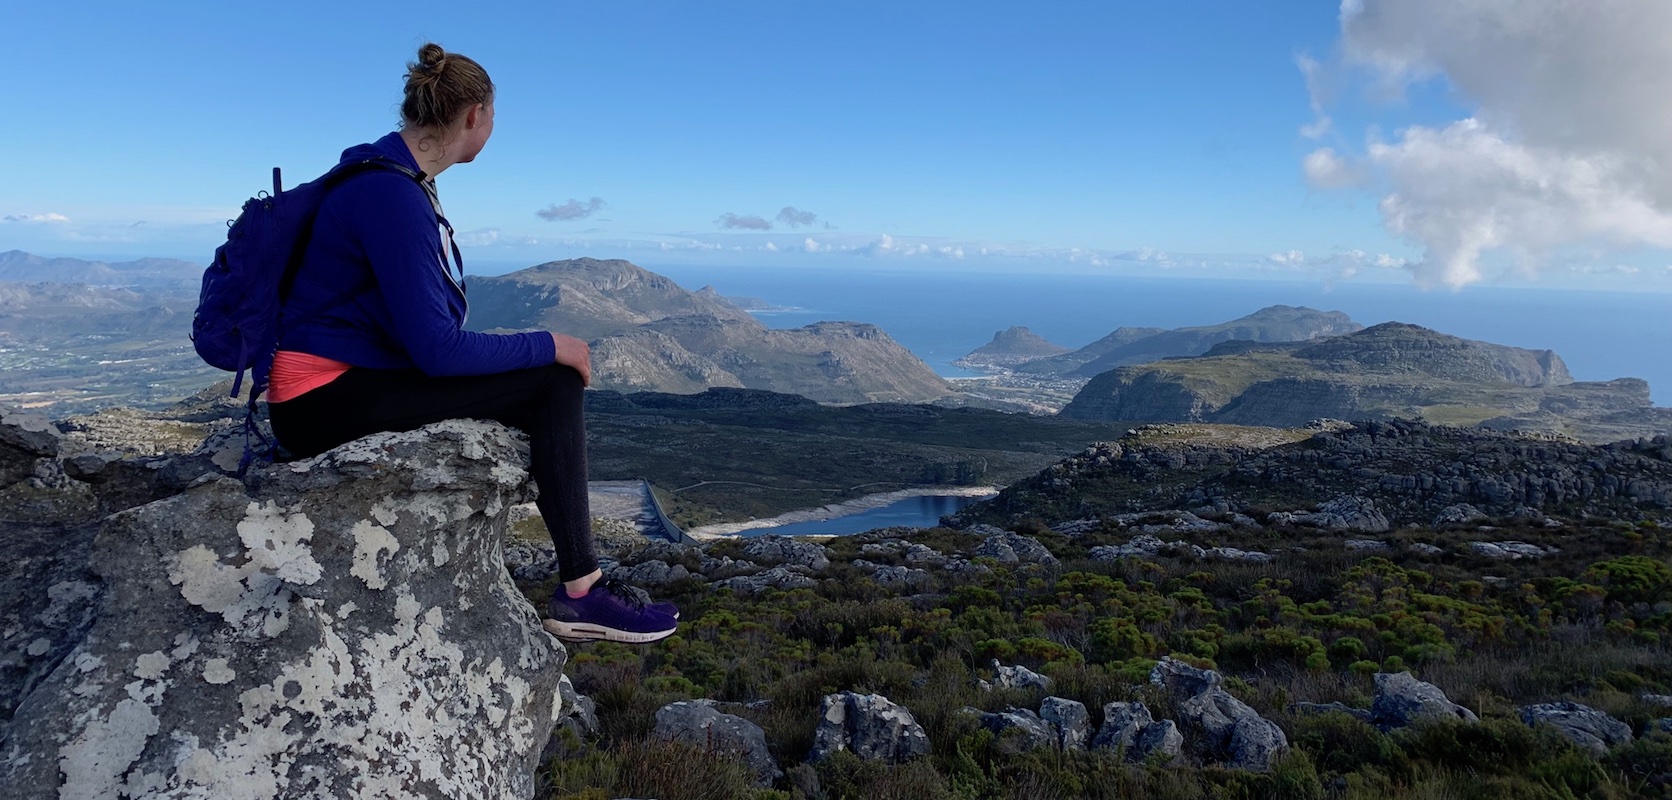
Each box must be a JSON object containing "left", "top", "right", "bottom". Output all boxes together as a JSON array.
[{"left": 599, "top": 578, "right": 651, "bottom": 611}]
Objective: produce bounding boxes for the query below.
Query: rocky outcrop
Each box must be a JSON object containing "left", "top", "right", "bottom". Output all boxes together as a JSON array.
[
  {"left": 972, "top": 532, "right": 1059, "bottom": 566},
  {"left": 0, "top": 420, "right": 568, "bottom": 800},
  {"left": 742, "top": 535, "right": 832, "bottom": 571},
  {"left": 1371, "top": 672, "right": 1479, "bottom": 730},
  {"left": 1149, "top": 658, "right": 1288, "bottom": 771},
  {"left": 1519, "top": 702, "right": 1633, "bottom": 756},
  {"left": 988, "top": 660, "right": 1053, "bottom": 692},
  {"left": 654, "top": 700, "right": 781, "bottom": 787},
  {"left": 959, "top": 419, "right": 1672, "bottom": 531},
  {"left": 809, "top": 692, "right": 929, "bottom": 764}
]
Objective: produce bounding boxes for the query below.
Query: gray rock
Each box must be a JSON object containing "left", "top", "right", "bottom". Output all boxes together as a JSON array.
[
  {"left": 1344, "top": 539, "right": 1390, "bottom": 551},
  {"left": 1089, "top": 534, "right": 1170, "bottom": 561},
  {"left": 1371, "top": 672, "right": 1479, "bottom": 729},
  {"left": 973, "top": 532, "right": 1059, "bottom": 566},
  {"left": 1651, "top": 718, "right": 1672, "bottom": 734},
  {"left": 1131, "top": 719, "right": 1184, "bottom": 763},
  {"left": 504, "top": 542, "right": 559, "bottom": 582},
  {"left": 1519, "top": 702, "right": 1633, "bottom": 756},
  {"left": 1090, "top": 701, "right": 1153, "bottom": 752},
  {"left": 1313, "top": 495, "right": 1390, "bottom": 533},
  {"left": 1039, "top": 696, "right": 1090, "bottom": 750},
  {"left": 1203, "top": 546, "right": 1273, "bottom": 563},
  {"left": 1151, "top": 657, "right": 1288, "bottom": 771},
  {"left": 742, "top": 535, "right": 831, "bottom": 572},
  {"left": 654, "top": 700, "right": 782, "bottom": 786},
  {"left": 616, "top": 558, "right": 691, "bottom": 586},
  {"left": 976, "top": 707, "right": 1056, "bottom": 754},
  {"left": 1409, "top": 542, "right": 1445, "bottom": 556},
  {"left": 1434, "top": 503, "right": 1489, "bottom": 527},
  {"left": 962, "top": 523, "right": 1010, "bottom": 537},
  {"left": 556, "top": 673, "right": 600, "bottom": 739},
  {"left": 1051, "top": 518, "right": 1102, "bottom": 536},
  {"left": 1467, "top": 541, "right": 1555, "bottom": 559},
  {"left": 0, "top": 420, "right": 567, "bottom": 800},
  {"left": 854, "top": 560, "right": 931, "bottom": 590},
  {"left": 901, "top": 542, "right": 947, "bottom": 567},
  {"left": 1643, "top": 693, "right": 1672, "bottom": 709},
  {"left": 942, "top": 557, "right": 993, "bottom": 577},
  {"left": 715, "top": 565, "right": 818, "bottom": 593},
  {"left": 809, "top": 691, "right": 929, "bottom": 764},
  {"left": 991, "top": 659, "right": 1053, "bottom": 691}
]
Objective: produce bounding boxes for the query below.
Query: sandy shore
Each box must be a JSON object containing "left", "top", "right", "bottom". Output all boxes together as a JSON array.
[{"left": 686, "top": 486, "right": 999, "bottom": 540}]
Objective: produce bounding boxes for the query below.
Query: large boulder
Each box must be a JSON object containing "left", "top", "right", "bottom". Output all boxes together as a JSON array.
[
  {"left": 1519, "top": 702, "right": 1633, "bottom": 756},
  {"left": 1150, "top": 657, "right": 1288, "bottom": 771},
  {"left": 972, "top": 707, "right": 1057, "bottom": 754},
  {"left": 1371, "top": 672, "right": 1479, "bottom": 730},
  {"left": 988, "top": 659, "right": 1053, "bottom": 692},
  {"left": 654, "top": 700, "right": 782, "bottom": 787},
  {"left": 0, "top": 420, "right": 568, "bottom": 800},
  {"left": 1039, "top": 697, "right": 1090, "bottom": 751},
  {"left": 1089, "top": 700, "right": 1181, "bottom": 762},
  {"left": 809, "top": 691, "right": 929, "bottom": 764}
]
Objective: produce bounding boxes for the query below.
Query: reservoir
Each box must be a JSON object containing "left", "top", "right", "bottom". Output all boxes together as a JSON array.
[{"left": 741, "top": 493, "right": 991, "bottom": 537}]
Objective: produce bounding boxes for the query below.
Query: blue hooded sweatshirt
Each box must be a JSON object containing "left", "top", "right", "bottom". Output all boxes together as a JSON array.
[{"left": 276, "top": 132, "right": 555, "bottom": 375}]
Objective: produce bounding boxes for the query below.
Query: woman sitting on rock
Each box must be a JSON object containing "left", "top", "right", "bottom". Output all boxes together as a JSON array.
[{"left": 266, "top": 42, "right": 677, "bottom": 644}]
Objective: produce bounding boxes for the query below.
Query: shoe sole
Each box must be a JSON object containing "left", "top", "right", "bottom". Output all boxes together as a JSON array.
[{"left": 542, "top": 618, "right": 677, "bottom": 644}]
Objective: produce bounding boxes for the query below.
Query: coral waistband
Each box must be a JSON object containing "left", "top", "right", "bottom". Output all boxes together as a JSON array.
[{"left": 268, "top": 351, "right": 352, "bottom": 403}]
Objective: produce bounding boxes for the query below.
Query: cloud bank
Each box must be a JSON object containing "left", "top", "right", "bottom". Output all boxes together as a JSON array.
[
  {"left": 536, "top": 197, "right": 606, "bottom": 221},
  {"left": 1307, "top": 0, "right": 1672, "bottom": 288},
  {"left": 715, "top": 213, "right": 773, "bottom": 230}
]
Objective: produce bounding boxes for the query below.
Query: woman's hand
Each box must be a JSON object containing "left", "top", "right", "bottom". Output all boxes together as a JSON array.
[{"left": 550, "top": 333, "right": 592, "bottom": 386}]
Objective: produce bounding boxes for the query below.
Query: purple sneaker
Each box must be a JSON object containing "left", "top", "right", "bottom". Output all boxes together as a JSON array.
[{"left": 544, "top": 578, "right": 679, "bottom": 644}]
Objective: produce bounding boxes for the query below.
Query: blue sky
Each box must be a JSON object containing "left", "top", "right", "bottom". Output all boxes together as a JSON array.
[{"left": 5, "top": 1, "right": 1672, "bottom": 291}]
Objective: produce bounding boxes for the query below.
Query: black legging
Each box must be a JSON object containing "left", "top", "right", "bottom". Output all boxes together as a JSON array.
[{"left": 268, "top": 363, "right": 598, "bottom": 582}]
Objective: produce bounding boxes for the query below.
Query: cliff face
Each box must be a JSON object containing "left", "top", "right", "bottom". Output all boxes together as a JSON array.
[
  {"left": 468, "top": 259, "right": 952, "bottom": 404},
  {"left": 1059, "top": 324, "right": 1667, "bottom": 443},
  {"left": 0, "top": 420, "right": 567, "bottom": 799}
]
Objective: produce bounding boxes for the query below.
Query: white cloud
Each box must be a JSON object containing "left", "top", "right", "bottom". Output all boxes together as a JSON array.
[
  {"left": 1312, "top": 0, "right": 1672, "bottom": 288},
  {"left": 1296, "top": 53, "right": 1333, "bottom": 139},
  {"left": 1302, "top": 147, "right": 1367, "bottom": 190},
  {"left": 1267, "top": 250, "right": 1306, "bottom": 266},
  {"left": 2, "top": 212, "right": 70, "bottom": 224},
  {"left": 1369, "top": 118, "right": 1672, "bottom": 287}
]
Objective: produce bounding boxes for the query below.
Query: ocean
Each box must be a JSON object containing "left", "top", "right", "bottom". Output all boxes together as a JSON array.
[{"left": 637, "top": 265, "right": 1672, "bottom": 407}]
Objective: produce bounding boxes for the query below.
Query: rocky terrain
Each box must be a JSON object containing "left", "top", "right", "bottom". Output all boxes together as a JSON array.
[
  {"left": 956, "top": 418, "right": 1672, "bottom": 532},
  {"left": 467, "top": 258, "right": 953, "bottom": 404},
  {"left": 1010, "top": 305, "right": 1363, "bottom": 378},
  {"left": 4, "top": 383, "right": 1672, "bottom": 797},
  {"left": 1059, "top": 322, "right": 1670, "bottom": 442}
]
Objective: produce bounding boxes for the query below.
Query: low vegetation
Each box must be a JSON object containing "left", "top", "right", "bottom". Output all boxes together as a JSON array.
[{"left": 526, "top": 516, "right": 1672, "bottom": 799}]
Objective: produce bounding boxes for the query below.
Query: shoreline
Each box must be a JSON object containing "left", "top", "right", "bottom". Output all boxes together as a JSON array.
[{"left": 685, "top": 486, "right": 999, "bottom": 540}]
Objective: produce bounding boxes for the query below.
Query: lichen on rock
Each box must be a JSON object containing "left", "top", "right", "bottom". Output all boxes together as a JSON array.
[{"left": 1, "top": 420, "right": 567, "bottom": 800}]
